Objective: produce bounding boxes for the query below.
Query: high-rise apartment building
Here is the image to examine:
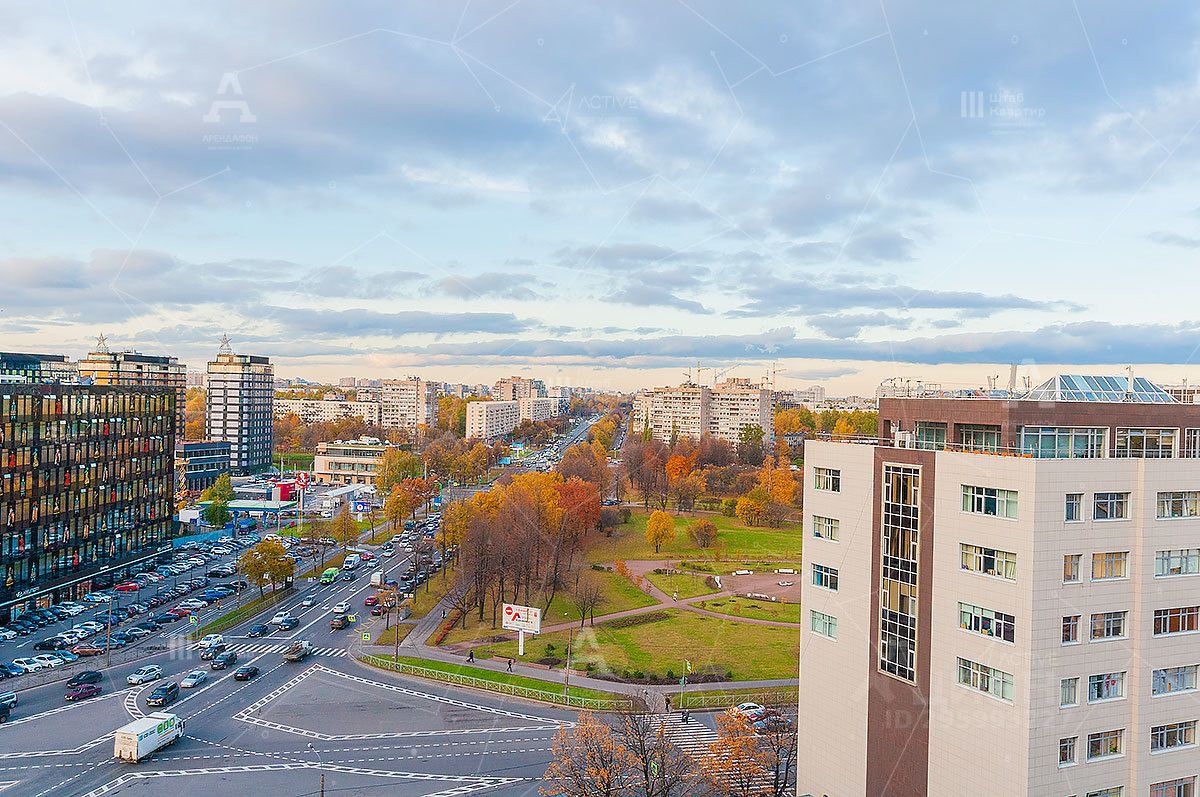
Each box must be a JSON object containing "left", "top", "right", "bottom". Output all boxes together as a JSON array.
[
  {"left": 799, "top": 374, "right": 1200, "bottom": 797},
  {"left": 519, "top": 397, "right": 562, "bottom": 424},
  {"left": 493, "top": 376, "right": 546, "bottom": 402},
  {"left": 77, "top": 336, "right": 186, "bottom": 437},
  {"left": 380, "top": 377, "right": 438, "bottom": 431},
  {"left": 465, "top": 400, "right": 521, "bottom": 440},
  {"left": 0, "top": 352, "right": 77, "bottom": 384},
  {"left": 1, "top": 383, "right": 176, "bottom": 623},
  {"left": 632, "top": 379, "right": 773, "bottom": 447},
  {"left": 205, "top": 337, "right": 273, "bottom": 475}
]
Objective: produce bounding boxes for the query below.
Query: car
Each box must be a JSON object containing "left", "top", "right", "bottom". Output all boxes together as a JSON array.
[
  {"left": 32, "top": 654, "right": 65, "bottom": 668},
  {"left": 124, "top": 626, "right": 151, "bottom": 639},
  {"left": 733, "top": 702, "right": 765, "bottom": 718},
  {"left": 369, "top": 605, "right": 384, "bottom": 616},
  {"left": 329, "top": 614, "right": 349, "bottom": 630},
  {"left": 152, "top": 613, "right": 180, "bottom": 624},
  {"left": 340, "top": 571, "right": 355, "bottom": 581},
  {"left": 146, "top": 682, "right": 179, "bottom": 706},
  {"left": 66, "top": 670, "right": 104, "bottom": 687},
  {"left": 753, "top": 715, "right": 793, "bottom": 734},
  {"left": 52, "top": 650, "right": 79, "bottom": 663},
  {"left": 300, "top": 595, "right": 315, "bottom": 608},
  {"left": 177, "top": 599, "right": 208, "bottom": 611},
  {"left": 199, "top": 643, "right": 226, "bottom": 661},
  {"left": 0, "top": 663, "right": 24, "bottom": 678},
  {"left": 233, "top": 665, "right": 260, "bottom": 681},
  {"left": 332, "top": 602, "right": 351, "bottom": 614},
  {"left": 363, "top": 595, "right": 378, "bottom": 607},
  {"left": 247, "top": 624, "right": 269, "bottom": 638},
  {"left": 11, "top": 658, "right": 45, "bottom": 673},
  {"left": 0, "top": 628, "right": 17, "bottom": 641},
  {"left": 65, "top": 684, "right": 102, "bottom": 702},
  {"left": 197, "top": 634, "right": 225, "bottom": 649},
  {"left": 33, "top": 637, "right": 68, "bottom": 651},
  {"left": 113, "top": 582, "right": 141, "bottom": 592},
  {"left": 0, "top": 691, "right": 17, "bottom": 709},
  {"left": 210, "top": 651, "right": 238, "bottom": 670},
  {"left": 82, "top": 592, "right": 110, "bottom": 603},
  {"left": 278, "top": 617, "right": 300, "bottom": 631},
  {"left": 71, "top": 643, "right": 106, "bottom": 657},
  {"left": 166, "top": 607, "right": 192, "bottom": 617},
  {"left": 127, "top": 665, "right": 163, "bottom": 685},
  {"left": 269, "top": 611, "right": 293, "bottom": 625},
  {"left": 180, "top": 670, "right": 207, "bottom": 688}
]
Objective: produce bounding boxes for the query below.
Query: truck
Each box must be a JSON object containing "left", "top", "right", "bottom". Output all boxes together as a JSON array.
[
  {"left": 369, "top": 569, "right": 385, "bottom": 587},
  {"left": 113, "top": 712, "right": 185, "bottom": 762},
  {"left": 282, "top": 640, "right": 314, "bottom": 662}
]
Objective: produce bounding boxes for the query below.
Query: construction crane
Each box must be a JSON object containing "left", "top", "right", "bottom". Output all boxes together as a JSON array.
[
  {"left": 710, "top": 361, "right": 746, "bottom": 385},
  {"left": 764, "top": 361, "right": 786, "bottom": 391},
  {"left": 682, "top": 361, "right": 710, "bottom": 385}
]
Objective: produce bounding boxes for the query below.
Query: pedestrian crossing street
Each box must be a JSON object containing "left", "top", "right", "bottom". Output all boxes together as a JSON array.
[
  {"left": 193, "top": 642, "right": 348, "bottom": 658},
  {"left": 651, "top": 713, "right": 719, "bottom": 758}
]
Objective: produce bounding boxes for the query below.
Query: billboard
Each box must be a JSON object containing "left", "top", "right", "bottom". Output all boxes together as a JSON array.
[
  {"left": 351, "top": 501, "right": 372, "bottom": 514},
  {"left": 501, "top": 603, "right": 542, "bottom": 634}
]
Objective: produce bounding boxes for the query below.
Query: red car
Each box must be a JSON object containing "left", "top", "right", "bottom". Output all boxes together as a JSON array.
[
  {"left": 363, "top": 595, "right": 378, "bottom": 607},
  {"left": 71, "top": 643, "right": 105, "bottom": 657},
  {"left": 65, "top": 683, "right": 102, "bottom": 701},
  {"left": 114, "top": 582, "right": 141, "bottom": 592},
  {"left": 167, "top": 607, "right": 192, "bottom": 617},
  {"left": 360, "top": 552, "right": 375, "bottom": 562}
]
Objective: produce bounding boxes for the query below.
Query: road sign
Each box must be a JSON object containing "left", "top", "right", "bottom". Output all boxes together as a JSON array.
[
  {"left": 295, "top": 472, "right": 309, "bottom": 489},
  {"left": 502, "top": 603, "right": 541, "bottom": 634},
  {"left": 348, "top": 613, "right": 358, "bottom": 623},
  {"left": 352, "top": 500, "right": 371, "bottom": 514},
  {"left": 189, "top": 616, "right": 198, "bottom": 625},
  {"left": 361, "top": 632, "right": 370, "bottom": 642}
]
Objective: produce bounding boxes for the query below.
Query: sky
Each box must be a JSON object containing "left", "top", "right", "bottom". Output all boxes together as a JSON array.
[{"left": 3, "top": 1, "right": 1200, "bottom": 394}]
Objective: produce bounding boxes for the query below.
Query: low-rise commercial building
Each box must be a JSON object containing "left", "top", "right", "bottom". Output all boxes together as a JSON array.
[
  {"left": 174, "top": 440, "right": 231, "bottom": 494},
  {"left": 466, "top": 400, "right": 521, "bottom": 440},
  {"left": 313, "top": 436, "right": 400, "bottom": 487}
]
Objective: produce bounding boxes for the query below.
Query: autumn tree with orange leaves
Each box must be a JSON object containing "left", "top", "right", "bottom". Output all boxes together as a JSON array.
[
  {"left": 703, "top": 709, "right": 769, "bottom": 797},
  {"left": 541, "top": 711, "right": 637, "bottom": 797}
]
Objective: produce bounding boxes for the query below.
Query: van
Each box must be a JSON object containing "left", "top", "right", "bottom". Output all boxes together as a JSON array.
[
  {"left": 319, "top": 567, "right": 340, "bottom": 585},
  {"left": 342, "top": 554, "right": 361, "bottom": 571}
]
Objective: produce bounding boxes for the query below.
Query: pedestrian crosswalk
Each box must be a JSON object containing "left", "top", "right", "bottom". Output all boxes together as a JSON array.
[
  {"left": 193, "top": 642, "right": 348, "bottom": 658},
  {"left": 652, "top": 713, "right": 719, "bottom": 758}
]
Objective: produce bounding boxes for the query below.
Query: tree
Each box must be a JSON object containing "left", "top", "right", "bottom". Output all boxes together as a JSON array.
[
  {"left": 203, "top": 499, "right": 231, "bottom": 528},
  {"left": 757, "top": 708, "right": 799, "bottom": 797},
  {"left": 330, "top": 504, "right": 357, "bottom": 551},
  {"left": 735, "top": 487, "right": 769, "bottom": 527},
  {"left": 384, "top": 485, "right": 416, "bottom": 530},
  {"left": 375, "top": 448, "right": 420, "bottom": 495},
  {"left": 541, "top": 711, "right": 636, "bottom": 797},
  {"left": 645, "top": 510, "right": 675, "bottom": 553},
  {"left": 736, "top": 424, "right": 766, "bottom": 466},
  {"left": 570, "top": 572, "right": 605, "bottom": 627},
  {"left": 702, "top": 709, "right": 769, "bottom": 797},
  {"left": 201, "top": 472, "right": 235, "bottom": 503},
  {"left": 616, "top": 710, "right": 703, "bottom": 797},
  {"left": 688, "top": 518, "right": 718, "bottom": 548},
  {"left": 758, "top": 463, "right": 797, "bottom": 506},
  {"left": 184, "top": 388, "right": 206, "bottom": 441},
  {"left": 238, "top": 539, "right": 295, "bottom": 598}
]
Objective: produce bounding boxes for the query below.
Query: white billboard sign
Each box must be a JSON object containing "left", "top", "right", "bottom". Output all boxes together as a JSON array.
[{"left": 502, "top": 603, "right": 542, "bottom": 634}]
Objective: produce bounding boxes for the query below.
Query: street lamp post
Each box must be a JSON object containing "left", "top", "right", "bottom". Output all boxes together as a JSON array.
[{"left": 306, "top": 743, "right": 325, "bottom": 797}]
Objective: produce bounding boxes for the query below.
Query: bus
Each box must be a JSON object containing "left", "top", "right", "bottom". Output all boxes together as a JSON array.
[{"left": 319, "top": 567, "right": 340, "bottom": 585}]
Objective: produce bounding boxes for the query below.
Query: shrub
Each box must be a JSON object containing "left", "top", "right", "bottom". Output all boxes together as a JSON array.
[{"left": 607, "top": 610, "right": 672, "bottom": 629}]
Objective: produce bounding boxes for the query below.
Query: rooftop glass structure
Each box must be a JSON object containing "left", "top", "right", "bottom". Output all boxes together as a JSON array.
[{"left": 1021, "top": 375, "right": 1177, "bottom": 404}]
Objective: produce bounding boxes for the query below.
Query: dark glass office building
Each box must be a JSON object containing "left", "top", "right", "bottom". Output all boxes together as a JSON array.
[{"left": 1, "top": 383, "right": 177, "bottom": 623}]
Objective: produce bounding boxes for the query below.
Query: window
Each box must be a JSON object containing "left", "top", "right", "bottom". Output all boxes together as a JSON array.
[
  {"left": 812, "top": 564, "right": 839, "bottom": 591},
  {"left": 1091, "top": 551, "right": 1128, "bottom": 580},
  {"left": 1060, "top": 677, "right": 1079, "bottom": 707},
  {"left": 1065, "top": 492, "right": 1083, "bottom": 522},
  {"left": 1063, "top": 554, "right": 1082, "bottom": 583},
  {"left": 959, "top": 423, "right": 1001, "bottom": 452},
  {"left": 961, "top": 485, "right": 1019, "bottom": 519},
  {"left": 961, "top": 543, "right": 1017, "bottom": 580},
  {"left": 1094, "top": 492, "right": 1129, "bottom": 520},
  {"left": 1115, "top": 427, "right": 1176, "bottom": 458},
  {"left": 1186, "top": 428, "right": 1200, "bottom": 458},
  {"left": 1088, "top": 672, "right": 1125, "bottom": 702},
  {"left": 1059, "top": 735, "right": 1077, "bottom": 766},
  {"left": 1086, "top": 790, "right": 1123, "bottom": 797},
  {"left": 1020, "top": 426, "right": 1106, "bottom": 458},
  {"left": 879, "top": 464, "right": 920, "bottom": 683},
  {"left": 810, "top": 610, "right": 837, "bottom": 640},
  {"left": 813, "top": 467, "right": 840, "bottom": 492},
  {"left": 1063, "top": 615, "right": 1080, "bottom": 644},
  {"left": 1153, "top": 606, "right": 1200, "bottom": 636},
  {"left": 956, "top": 657, "right": 1013, "bottom": 702},
  {"left": 1090, "top": 611, "right": 1127, "bottom": 640},
  {"left": 1156, "top": 549, "right": 1200, "bottom": 577},
  {"left": 1151, "top": 721, "right": 1196, "bottom": 752},
  {"left": 1152, "top": 778, "right": 1196, "bottom": 797},
  {"left": 1086, "top": 728, "right": 1124, "bottom": 760},
  {"left": 1157, "top": 491, "right": 1200, "bottom": 519},
  {"left": 959, "top": 602, "right": 1015, "bottom": 643},
  {"left": 914, "top": 421, "right": 946, "bottom": 450},
  {"left": 812, "top": 515, "right": 839, "bottom": 541},
  {"left": 1152, "top": 665, "right": 1198, "bottom": 696}
]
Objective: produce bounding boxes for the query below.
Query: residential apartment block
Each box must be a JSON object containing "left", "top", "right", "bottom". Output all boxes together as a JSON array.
[
  {"left": 205, "top": 339, "right": 273, "bottom": 475},
  {"left": 380, "top": 377, "right": 438, "bottom": 431},
  {"left": 78, "top": 339, "right": 187, "bottom": 437},
  {"left": 466, "top": 400, "right": 521, "bottom": 440},
  {"left": 519, "top": 397, "right": 561, "bottom": 424},
  {"left": 631, "top": 379, "right": 773, "bottom": 447},
  {"left": 493, "top": 376, "right": 545, "bottom": 402},
  {"left": 275, "top": 396, "right": 382, "bottom": 425},
  {"left": 1, "top": 383, "right": 177, "bottom": 624},
  {"left": 798, "top": 375, "right": 1200, "bottom": 797},
  {"left": 314, "top": 436, "right": 399, "bottom": 487}
]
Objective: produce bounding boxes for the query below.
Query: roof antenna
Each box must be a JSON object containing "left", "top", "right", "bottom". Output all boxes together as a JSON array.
[
  {"left": 1007, "top": 364, "right": 1018, "bottom": 395},
  {"left": 1126, "top": 365, "right": 1134, "bottom": 400}
]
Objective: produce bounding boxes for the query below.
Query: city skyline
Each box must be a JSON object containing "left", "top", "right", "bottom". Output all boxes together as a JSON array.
[{"left": 4, "top": 4, "right": 1200, "bottom": 392}]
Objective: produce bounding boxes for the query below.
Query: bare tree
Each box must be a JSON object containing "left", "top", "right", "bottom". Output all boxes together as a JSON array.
[
  {"left": 570, "top": 573, "right": 606, "bottom": 627},
  {"left": 616, "top": 711, "right": 704, "bottom": 797}
]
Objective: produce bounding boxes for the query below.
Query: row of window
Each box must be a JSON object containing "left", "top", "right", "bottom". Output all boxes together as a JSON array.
[
  {"left": 1062, "top": 607, "right": 1199, "bottom": 643},
  {"left": 1063, "top": 549, "right": 1200, "bottom": 581},
  {"left": 1058, "top": 720, "right": 1197, "bottom": 767},
  {"left": 1061, "top": 665, "right": 1198, "bottom": 707}
]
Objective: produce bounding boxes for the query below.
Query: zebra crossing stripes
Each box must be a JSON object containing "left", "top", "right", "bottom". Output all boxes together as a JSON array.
[
  {"left": 652, "top": 713, "right": 719, "bottom": 758},
  {"left": 224, "top": 642, "right": 347, "bottom": 658}
]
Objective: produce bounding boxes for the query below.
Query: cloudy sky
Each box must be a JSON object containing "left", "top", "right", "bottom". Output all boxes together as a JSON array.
[{"left": 3, "top": 1, "right": 1200, "bottom": 393}]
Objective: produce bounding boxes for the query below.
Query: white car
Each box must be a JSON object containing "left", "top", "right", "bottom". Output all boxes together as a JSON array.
[
  {"left": 331, "top": 602, "right": 351, "bottom": 615},
  {"left": 127, "top": 665, "right": 163, "bottom": 684},
  {"left": 32, "top": 654, "right": 65, "bottom": 668},
  {"left": 180, "top": 670, "right": 207, "bottom": 688},
  {"left": 300, "top": 596, "right": 315, "bottom": 608},
  {"left": 734, "top": 702, "right": 765, "bottom": 717},
  {"left": 82, "top": 592, "right": 110, "bottom": 603},
  {"left": 11, "top": 658, "right": 45, "bottom": 673},
  {"left": 56, "top": 603, "right": 86, "bottom": 616},
  {"left": 269, "top": 612, "right": 293, "bottom": 625},
  {"left": 197, "top": 634, "right": 225, "bottom": 649},
  {"left": 77, "top": 621, "right": 105, "bottom": 634},
  {"left": 125, "top": 627, "right": 151, "bottom": 638},
  {"left": 59, "top": 630, "right": 85, "bottom": 644},
  {"left": 178, "top": 600, "right": 209, "bottom": 611},
  {"left": 0, "top": 628, "right": 16, "bottom": 641}
]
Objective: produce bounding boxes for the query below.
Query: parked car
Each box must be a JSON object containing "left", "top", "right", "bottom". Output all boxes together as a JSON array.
[
  {"left": 146, "top": 682, "right": 179, "bottom": 706},
  {"left": 52, "top": 650, "right": 79, "bottom": 664},
  {"left": 65, "top": 684, "right": 102, "bottom": 702},
  {"left": 70, "top": 643, "right": 106, "bottom": 657},
  {"left": 11, "top": 658, "right": 45, "bottom": 673},
  {"left": 127, "top": 665, "right": 163, "bottom": 685},
  {"left": 32, "top": 654, "right": 65, "bottom": 669},
  {"left": 180, "top": 670, "right": 207, "bottom": 688},
  {"left": 233, "top": 665, "right": 259, "bottom": 681}
]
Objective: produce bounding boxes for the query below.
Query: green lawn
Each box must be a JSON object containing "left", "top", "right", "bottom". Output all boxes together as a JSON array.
[
  {"left": 677, "top": 685, "right": 798, "bottom": 709},
  {"left": 365, "top": 654, "right": 624, "bottom": 703},
  {"left": 474, "top": 608, "right": 800, "bottom": 681},
  {"left": 693, "top": 596, "right": 801, "bottom": 624},
  {"left": 587, "top": 510, "right": 801, "bottom": 563},
  {"left": 441, "top": 571, "right": 657, "bottom": 645},
  {"left": 643, "top": 570, "right": 718, "bottom": 600},
  {"left": 372, "top": 624, "right": 414, "bottom": 646}
]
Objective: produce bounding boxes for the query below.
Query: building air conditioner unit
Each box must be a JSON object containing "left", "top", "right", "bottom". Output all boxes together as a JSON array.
[{"left": 894, "top": 430, "right": 915, "bottom": 449}]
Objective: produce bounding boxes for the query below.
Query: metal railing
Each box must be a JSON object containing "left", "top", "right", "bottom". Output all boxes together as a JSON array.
[
  {"left": 676, "top": 688, "right": 797, "bottom": 710},
  {"left": 358, "top": 654, "right": 637, "bottom": 711}
]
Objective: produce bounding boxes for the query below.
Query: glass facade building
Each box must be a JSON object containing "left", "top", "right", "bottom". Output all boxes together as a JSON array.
[{"left": 1, "top": 384, "right": 177, "bottom": 622}]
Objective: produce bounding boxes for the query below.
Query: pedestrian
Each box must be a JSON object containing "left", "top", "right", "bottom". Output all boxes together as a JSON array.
[
  {"left": 467, "top": 650, "right": 474, "bottom": 663},
  {"left": 672, "top": 591, "right": 677, "bottom": 601},
  {"left": 665, "top": 695, "right": 671, "bottom": 711},
  {"left": 507, "top": 658, "right": 513, "bottom": 672}
]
